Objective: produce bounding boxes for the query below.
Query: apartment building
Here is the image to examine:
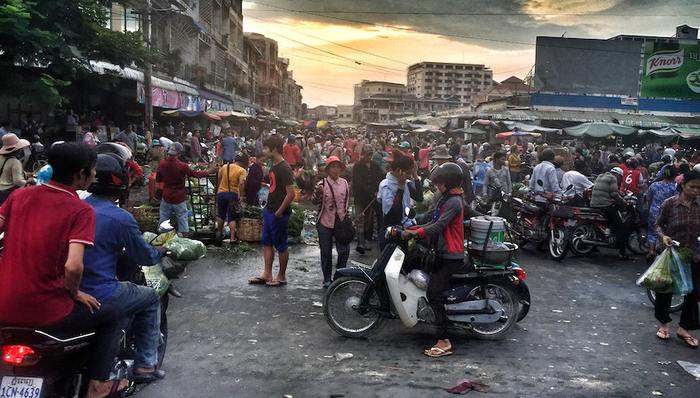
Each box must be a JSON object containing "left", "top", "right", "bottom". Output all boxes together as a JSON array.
[{"left": 407, "top": 62, "right": 493, "bottom": 106}]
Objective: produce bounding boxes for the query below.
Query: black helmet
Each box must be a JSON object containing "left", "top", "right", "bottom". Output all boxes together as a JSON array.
[
  {"left": 430, "top": 162, "right": 463, "bottom": 189},
  {"left": 88, "top": 153, "right": 128, "bottom": 195}
]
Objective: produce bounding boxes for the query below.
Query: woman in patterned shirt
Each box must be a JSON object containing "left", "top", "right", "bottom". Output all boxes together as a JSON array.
[{"left": 654, "top": 170, "right": 700, "bottom": 348}]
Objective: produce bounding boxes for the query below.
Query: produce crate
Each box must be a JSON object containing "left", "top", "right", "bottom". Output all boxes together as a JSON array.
[
  {"left": 127, "top": 205, "right": 160, "bottom": 232},
  {"left": 238, "top": 218, "right": 262, "bottom": 242}
]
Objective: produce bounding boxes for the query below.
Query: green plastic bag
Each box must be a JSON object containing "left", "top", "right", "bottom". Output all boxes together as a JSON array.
[
  {"left": 637, "top": 248, "right": 673, "bottom": 293},
  {"left": 142, "top": 264, "right": 170, "bottom": 296},
  {"left": 670, "top": 248, "right": 694, "bottom": 296},
  {"left": 164, "top": 237, "right": 207, "bottom": 261},
  {"left": 142, "top": 231, "right": 158, "bottom": 244}
]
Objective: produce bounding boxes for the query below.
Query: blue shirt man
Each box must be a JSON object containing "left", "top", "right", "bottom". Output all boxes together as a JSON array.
[
  {"left": 82, "top": 195, "right": 165, "bottom": 379},
  {"left": 221, "top": 134, "right": 238, "bottom": 163}
]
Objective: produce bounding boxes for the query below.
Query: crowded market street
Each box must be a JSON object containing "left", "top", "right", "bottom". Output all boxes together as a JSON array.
[{"left": 146, "top": 244, "right": 698, "bottom": 398}]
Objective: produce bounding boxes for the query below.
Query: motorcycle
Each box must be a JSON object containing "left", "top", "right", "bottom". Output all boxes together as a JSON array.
[
  {"left": 507, "top": 181, "right": 552, "bottom": 248},
  {"left": 323, "top": 208, "right": 530, "bottom": 340},
  {"left": 0, "top": 221, "right": 183, "bottom": 398},
  {"left": 566, "top": 191, "right": 648, "bottom": 258},
  {"left": 547, "top": 185, "right": 589, "bottom": 262}
]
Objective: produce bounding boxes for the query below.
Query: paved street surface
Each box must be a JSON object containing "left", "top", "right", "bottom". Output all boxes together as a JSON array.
[{"left": 144, "top": 243, "right": 699, "bottom": 398}]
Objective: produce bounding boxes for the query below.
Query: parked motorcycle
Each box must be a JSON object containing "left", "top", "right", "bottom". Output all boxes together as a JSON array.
[
  {"left": 323, "top": 208, "right": 530, "bottom": 340},
  {"left": 0, "top": 221, "right": 183, "bottom": 398},
  {"left": 507, "top": 182, "right": 552, "bottom": 248},
  {"left": 566, "top": 192, "right": 648, "bottom": 258}
]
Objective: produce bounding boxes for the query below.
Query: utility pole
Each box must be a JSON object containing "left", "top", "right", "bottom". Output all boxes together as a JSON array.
[{"left": 142, "top": 0, "right": 153, "bottom": 133}]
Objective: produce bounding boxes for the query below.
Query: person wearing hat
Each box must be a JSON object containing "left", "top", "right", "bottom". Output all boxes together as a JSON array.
[
  {"left": 156, "top": 142, "right": 216, "bottom": 234},
  {"left": 0, "top": 133, "right": 33, "bottom": 204},
  {"left": 353, "top": 144, "right": 384, "bottom": 254},
  {"left": 216, "top": 152, "right": 248, "bottom": 244},
  {"left": 312, "top": 156, "right": 351, "bottom": 288},
  {"left": 591, "top": 166, "right": 631, "bottom": 260}
]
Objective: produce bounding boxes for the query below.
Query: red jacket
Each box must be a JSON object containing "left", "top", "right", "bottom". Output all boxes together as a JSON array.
[{"left": 156, "top": 156, "right": 209, "bottom": 203}]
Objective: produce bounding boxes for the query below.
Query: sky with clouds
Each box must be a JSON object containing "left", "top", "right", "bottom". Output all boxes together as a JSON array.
[{"left": 242, "top": 0, "right": 700, "bottom": 107}]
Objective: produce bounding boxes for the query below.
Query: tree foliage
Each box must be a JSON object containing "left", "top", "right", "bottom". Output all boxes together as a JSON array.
[{"left": 0, "top": 0, "right": 158, "bottom": 107}]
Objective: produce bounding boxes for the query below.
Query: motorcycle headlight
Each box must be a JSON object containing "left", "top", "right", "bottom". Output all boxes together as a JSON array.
[{"left": 407, "top": 269, "right": 430, "bottom": 290}]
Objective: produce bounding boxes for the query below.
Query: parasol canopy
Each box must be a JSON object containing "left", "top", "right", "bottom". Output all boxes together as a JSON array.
[{"left": 563, "top": 122, "right": 637, "bottom": 137}]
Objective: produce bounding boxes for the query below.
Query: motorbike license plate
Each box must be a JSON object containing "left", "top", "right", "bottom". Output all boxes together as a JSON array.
[{"left": 0, "top": 377, "right": 43, "bottom": 398}]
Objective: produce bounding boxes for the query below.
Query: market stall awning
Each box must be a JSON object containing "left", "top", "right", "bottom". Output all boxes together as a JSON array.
[
  {"left": 563, "top": 122, "right": 637, "bottom": 137},
  {"left": 672, "top": 127, "right": 700, "bottom": 139},
  {"left": 496, "top": 131, "right": 541, "bottom": 139},
  {"left": 639, "top": 127, "right": 678, "bottom": 137},
  {"left": 503, "top": 121, "right": 561, "bottom": 134},
  {"left": 450, "top": 127, "right": 487, "bottom": 135},
  {"left": 471, "top": 119, "right": 498, "bottom": 127},
  {"left": 161, "top": 109, "right": 221, "bottom": 120}
]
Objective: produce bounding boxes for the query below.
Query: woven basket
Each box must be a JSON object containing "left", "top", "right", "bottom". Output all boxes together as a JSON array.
[
  {"left": 237, "top": 218, "right": 263, "bottom": 242},
  {"left": 127, "top": 206, "right": 161, "bottom": 233}
]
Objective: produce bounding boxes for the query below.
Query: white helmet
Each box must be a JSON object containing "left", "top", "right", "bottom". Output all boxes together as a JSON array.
[{"left": 610, "top": 167, "right": 624, "bottom": 176}]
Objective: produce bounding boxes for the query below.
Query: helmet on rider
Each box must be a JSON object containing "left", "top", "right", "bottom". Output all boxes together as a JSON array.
[
  {"left": 430, "top": 162, "right": 463, "bottom": 189},
  {"left": 88, "top": 153, "right": 128, "bottom": 196},
  {"left": 610, "top": 167, "right": 624, "bottom": 177}
]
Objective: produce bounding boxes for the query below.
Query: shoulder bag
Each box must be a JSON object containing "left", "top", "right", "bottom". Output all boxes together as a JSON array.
[{"left": 327, "top": 178, "right": 355, "bottom": 245}]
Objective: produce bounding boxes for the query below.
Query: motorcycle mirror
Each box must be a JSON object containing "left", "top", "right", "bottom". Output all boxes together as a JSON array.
[
  {"left": 566, "top": 184, "right": 574, "bottom": 191},
  {"left": 158, "top": 220, "right": 176, "bottom": 233},
  {"left": 404, "top": 207, "right": 416, "bottom": 219},
  {"left": 537, "top": 179, "right": 544, "bottom": 187}
]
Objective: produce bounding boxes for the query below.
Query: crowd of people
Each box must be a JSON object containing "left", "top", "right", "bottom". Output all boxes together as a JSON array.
[{"left": 0, "top": 118, "right": 698, "bottom": 380}]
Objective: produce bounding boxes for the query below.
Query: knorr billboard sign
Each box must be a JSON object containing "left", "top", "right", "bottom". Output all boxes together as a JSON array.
[{"left": 641, "top": 41, "right": 700, "bottom": 99}]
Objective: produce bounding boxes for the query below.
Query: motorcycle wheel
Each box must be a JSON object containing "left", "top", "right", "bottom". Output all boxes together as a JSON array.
[
  {"left": 507, "top": 218, "right": 528, "bottom": 247},
  {"left": 157, "top": 295, "right": 169, "bottom": 368},
  {"left": 548, "top": 228, "right": 569, "bottom": 262},
  {"left": 570, "top": 225, "right": 595, "bottom": 256},
  {"left": 516, "top": 282, "right": 531, "bottom": 322},
  {"left": 465, "top": 283, "right": 519, "bottom": 340},
  {"left": 324, "top": 277, "right": 384, "bottom": 338},
  {"left": 647, "top": 289, "right": 683, "bottom": 313},
  {"left": 627, "top": 232, "right": 649, "bottom": 255}
]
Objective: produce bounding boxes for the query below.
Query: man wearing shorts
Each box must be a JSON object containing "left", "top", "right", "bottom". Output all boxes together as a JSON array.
[
  {"left": 249, "top": 136, "right": 295, "bottom": 287},
  {"left": 216, "top": 153, "right": 248, "bottom": 243}
]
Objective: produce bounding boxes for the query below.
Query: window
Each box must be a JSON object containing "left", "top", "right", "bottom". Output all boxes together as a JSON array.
[
  {"left": 426, "top": 71, "right": 432, "bottom": 76},
  {"left": 425, "top": 79, "right": 432, "bottom": 83},
  {"left": 437, "top": 79, "right": 442, "bottom": 83},
  {"left": 456, "top": 65, "right": 464, "bottom": 70}
]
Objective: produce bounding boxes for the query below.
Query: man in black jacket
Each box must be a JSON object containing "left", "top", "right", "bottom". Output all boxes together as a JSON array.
[{"left": 352, "top": 144, "right": 384, "bottom": 253}]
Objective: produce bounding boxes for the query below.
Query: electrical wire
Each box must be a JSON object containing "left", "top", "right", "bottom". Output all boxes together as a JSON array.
[
  {"left": 247, "top": 15, "right": 408, "bottom": 65},
  {"left": 247, "top": 1, "right": 700, "bottom": 58}
]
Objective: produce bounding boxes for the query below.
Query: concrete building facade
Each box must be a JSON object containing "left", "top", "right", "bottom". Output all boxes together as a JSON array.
[
  {"left": 406, "top": 62, "right": 493, "bottom": 106},
  {"left": 353, "top": 80, "right": 460, "bottom": 122}
]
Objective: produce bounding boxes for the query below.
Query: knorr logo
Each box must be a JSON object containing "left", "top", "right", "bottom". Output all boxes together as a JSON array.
[{"left": 646, "top": 49, "right": 684, "bottom": 76}]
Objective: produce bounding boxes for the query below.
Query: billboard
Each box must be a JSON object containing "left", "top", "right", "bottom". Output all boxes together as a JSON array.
[
  {"left": 640, "top": 42, "right": 700, "bottom": 100},
  {"left": 534, "top": 37, "right": 642, "bottom": 97}
]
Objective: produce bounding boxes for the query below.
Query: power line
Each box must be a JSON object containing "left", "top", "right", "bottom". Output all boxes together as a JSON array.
[
  {"left": 247, "top": 15, "right": 408, "bottom": 65},
  {"left": 249, "top": 23, "right": 407, "bottom": 73},
  {"left": 247, "top": 1, "right": 700, "bottom": 58},
  {"left": 247, "top": 7, "right": 695, "bottom": 17},
  {"left": 287, "top": 49, "right": 404, "bottom": 76}
]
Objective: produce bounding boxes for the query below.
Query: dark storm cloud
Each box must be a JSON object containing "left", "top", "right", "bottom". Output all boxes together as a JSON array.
[{"left": 245, "top": 0, "right": 700, "bottom": 50}]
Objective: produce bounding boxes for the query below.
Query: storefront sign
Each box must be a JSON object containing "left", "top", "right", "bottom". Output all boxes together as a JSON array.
[
  {"left": 621, "top": 96, "right": 639, "bottom": 106},
  {"left": 136, "top": 82, "right": 181, "bottom": 109},
  {"left": 641, "top": 42, "right": 700, "bottom": 100}
]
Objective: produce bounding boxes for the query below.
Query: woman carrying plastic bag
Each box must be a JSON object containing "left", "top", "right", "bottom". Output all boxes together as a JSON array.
[{"left": 651, "top": 170, "right": 700, "bottom": 348}]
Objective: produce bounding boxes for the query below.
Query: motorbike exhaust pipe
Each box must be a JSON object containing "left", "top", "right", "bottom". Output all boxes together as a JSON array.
[{"left": 580, "top": 239, "right": 608, "bottom": 246}]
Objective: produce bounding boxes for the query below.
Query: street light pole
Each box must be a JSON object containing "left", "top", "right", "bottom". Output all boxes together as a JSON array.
[{"left": 142, "top": 0, "right": 153, "bottom": 132}]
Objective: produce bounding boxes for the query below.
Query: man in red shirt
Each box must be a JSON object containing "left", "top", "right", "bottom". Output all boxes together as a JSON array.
[
  {"left": 0, "top": 143, "right": 128, "bottom": 397},
  {"left": 283, "top": 135, "right": 302, "bottom": 168},
  {"left": 156, "top": 142, "right": 216, "bottom": 234},
  {"left": 418, "top": 141, "right": 432, "bottom": 176}
]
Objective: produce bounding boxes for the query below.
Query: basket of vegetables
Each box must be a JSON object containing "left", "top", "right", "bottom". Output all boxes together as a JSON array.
[
  {"left": 238, "top": 206, "right": 263, "bottom": 242},
  {"left": 127, "top": 204, "right": 161, "bottom": 232}
]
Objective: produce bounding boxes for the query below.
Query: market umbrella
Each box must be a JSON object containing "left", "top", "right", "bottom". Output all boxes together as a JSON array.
[
  {"left": 450, "top": 127, "right": 487, "bottom": 135},
  {"left": 563, "top": 122, "right": 637, "bottom": 137},
  {"left": 496, "top": 131, "right": 541, "bottom": 139},
  {"left": 638, "top": 127, "right": 678, "bottom": 137},
  {"left": 671, "top": 127, "right": 700, "bottom": 139}
]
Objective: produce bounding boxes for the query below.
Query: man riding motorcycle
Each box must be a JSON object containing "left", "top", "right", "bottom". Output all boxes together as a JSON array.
[
  {"left": 81, "top": 153, "right": 167, "bottom": 384},
  {"left": 402, "top": 162, "right": 465, "bottom": 358},
  {"left": 590, "top": 167, "right": 631, "bottom": 260},
  {"left": 0, "top": 143, "right": 127, "bottom": 398}
]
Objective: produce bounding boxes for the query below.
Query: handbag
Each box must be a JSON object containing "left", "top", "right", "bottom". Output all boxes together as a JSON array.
[{"left": 326, "top": 178, "right": 356, "bottom": 245}]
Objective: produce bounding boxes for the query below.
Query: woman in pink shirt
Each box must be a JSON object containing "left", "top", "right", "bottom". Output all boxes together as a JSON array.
[{"left": 312, "top": 156, "right": 350, "bottom": 288}]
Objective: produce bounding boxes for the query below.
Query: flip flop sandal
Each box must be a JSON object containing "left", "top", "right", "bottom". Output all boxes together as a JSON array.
[
  {"left": 133, "top": 369, "right": 166, "bottom": 384},
  {"left": 423, "top": 346, "right": 453, "bottom": 358},
  {"left": 266, "top": 280, "right": 288, "bottom": 287},
  {"left": 656, "top": 329, "right": 670, "bottom": 340},
  {"left": 248, "top": 277, "right": 271, "bottom": 285},
  {"left": 105, "top": 379, "right": 129, "bottom": 398},
  {"left": 677, "top": 333, "right": 699, "bottom": 348}
]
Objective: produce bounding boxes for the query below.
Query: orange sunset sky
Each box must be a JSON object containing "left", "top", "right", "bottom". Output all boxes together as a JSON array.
[{"left": 242, "top": 1, "right": 700, "bottom": 107}]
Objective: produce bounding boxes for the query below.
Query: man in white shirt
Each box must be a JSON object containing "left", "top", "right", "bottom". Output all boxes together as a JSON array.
[{"left": 561, "top": 159, "right": 594, "bottom": 194}]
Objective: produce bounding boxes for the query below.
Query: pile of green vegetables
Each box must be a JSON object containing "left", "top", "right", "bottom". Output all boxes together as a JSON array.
[{"left": 288, "top": 203, "right": 305, "bottom": 238}]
